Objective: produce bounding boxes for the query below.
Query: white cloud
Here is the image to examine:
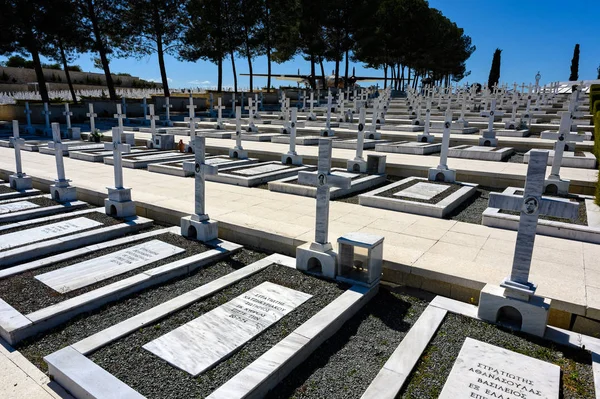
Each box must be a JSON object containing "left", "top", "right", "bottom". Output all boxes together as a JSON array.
[
  {"left": 188, "top": 80, "right": 211, "bottom": 85},
  {"left": 145, "top": 77, "right": 173, "bottom": 83}
]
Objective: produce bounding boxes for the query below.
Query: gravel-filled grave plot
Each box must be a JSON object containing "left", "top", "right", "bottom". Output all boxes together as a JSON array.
[
  {"left": 0, "top": 233, "right": 213, "bottom": 314},
  {"left": 374, "top": 178, "right": 461, "bottom": 204},
  {"left": 88, "top": 265, "right": 348, "bottom": 398},
  {"left": 446, "top": 186, "right": 502, "bottom": 224},
  {"left": 267, "top": 285, "right": 430, "bottom": 399},
  {"left": 398, "top": 313, "right": 595, "bottom": 399},
  {"left": 0, "top": 185, "right": 16, "bottom": 194},
  {"left": 0, "top": 197, "right": 93, "bottom": 224},
  {"left": 17, "top": 248, "right": 267, "bottom": 371},
  {"left": 334, "top": 176, "right": 401, "bottom": 205},
  {"left": 0, "top": 211, "right": 123, "bottom": 252},
  {"left": 500, "top": 191, "right": 588, "bottom": 226}
]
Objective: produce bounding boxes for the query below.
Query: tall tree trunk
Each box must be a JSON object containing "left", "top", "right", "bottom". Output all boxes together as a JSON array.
[
  {"left": 217, "top": 56, "right": 223, "bottom": 92},
  {"left": 59, "top": 39, "right": 77, "bottom": 104},
  {"left": 157, "top": 37, "right": 170, "bottom": 97},
  {"left": 390, "top": 64, "right": 395, "bottom": 88},
  {"left": 383, "top": 65, "right": 388, "bottom": 89},
  {"left": 86, "top": 0, "right": 116, "bottom": 100},
  {"left": 319, "top": 57, "right": 326, "bottom": 89},
  {"left": 265, "top": 0, "right": 272, "bottom": 92},
  {"left": 310, "top": 54, "right": 316, "bottom": 89},
  {"left": 230, "top": 50, "right": 238, "bottom": 93},
  {"left": 344, "top": 48, "right": 349, "bottom": 83},
  {"left": 29, "top": 42, "right": 49, "bottom": 103},
  {"left": 243, "top": 19, "right": 253, "bottom": 92},
  {"left": 407, "top": 68, "right": 411, "bottom": 92},
  {"left": 334, "top": 55, "right": 340, "bottom": 88},
  {"left": 246, "top": 52, "right": 253, "bottom": 92}
]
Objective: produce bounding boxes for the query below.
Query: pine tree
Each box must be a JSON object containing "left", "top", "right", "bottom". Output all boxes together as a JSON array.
[
  {"left": 487, "top": 48, "right": 502, "bottom": 90},
  {"left": 569, "top": 44, "right": 580, "bottom": 81}
]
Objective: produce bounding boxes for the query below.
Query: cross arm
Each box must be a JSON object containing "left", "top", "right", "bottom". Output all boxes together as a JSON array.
[
  {"left": 298, "top": 171, "right": 352, "bottom": 190},
  {"left": 183, "top": 161, "right": 218, "bottom": 176},
  {"left": 104, "top": 142, "right": 131, "bottom": 153},
  {"left": 488, "top": 193, "right": 579, "bottom": 220}
]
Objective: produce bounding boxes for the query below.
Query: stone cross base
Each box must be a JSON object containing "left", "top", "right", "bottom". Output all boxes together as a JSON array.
[
  {"left": 214, "top": 122, "right": 224, "bottom": 130},
  {"left": 504, "top": 121, "right": 519, "bottom": 130},
  {"left": 296, "top": 242, "right": 338, "bottom": 280},
  {"left": 347, "top": 158, "right": 367, "bottom": 173},
  {"left": 180, "top": 215, "right": 218, "bottom": 242},
  {"left": 50, "top": 183, "right": 77, "bottom": 203},
  {"left": 454, "top": 119, "right": 469, "bottom": 128},
  {"left": 428, "top": 167, "right": 456, "bottom": 183},
  {"left": 279, "top": 123, "right": 292, "bottom": 134},
  {"left": 320, "top": 129, "right": 335, "bottom": 137},
  {"left": 307, "top": 113, "right": 317, "bottom": 121},
  {"left": 246, "top": 125, "right": 259, "bottom": 133},
  {"left": 411, "top": 118, "right": 424, "bottom": 126},
  {"left": 365, "top": 131, "right": 381, "bottom": 140},
  {"left": 544, "top": 177, "right": 570, "bottom": 196},
  {"left": 105, "top": 187, "right": 136, "bottom": 218},
  {"left": 479, "top": 130, "right": 498, "bottom": 147},
  {"left": 477, "top": 284, "right": 550, "bottom": 337},
  {"left": 416, "top": 134, "right": 435, "bottom": 143},
  {"left": 9, "top": 174, "right": 32, "bottom": 191},
  {"left": 229, "top": 148, "right": 248, "bottom": 159},
  {"left": 282, "top": 153, "right": 303, "bottom": 166}
]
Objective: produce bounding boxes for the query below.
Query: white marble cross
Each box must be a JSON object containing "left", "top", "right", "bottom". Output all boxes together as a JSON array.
[
  {"left": 10, "top": 120, "right": 25, "bottom": 176},
  {"left": 215, "top": 97, "right": 225, "bottom": 129},
  {"left": 63, "top": 104, "right": 73, "bottom": 129},
  {"left": 481, "top": 98, "right": 504, "bottom": 132},
  {"left": 234, "top": 106, "right": 244, "bottom": 150},
  {"left": 488, "top": 150, "right": 578, "bottom": 295},
  {"left": 253, "top": 93, "right": 261, "bottom": 118},
  {"left": 458, "top": 93, "right": 467, "bottom": 123},
  {"left": 42, "top": 102, "right": 51, "bottom": 131},
  {"left": 114, "top": 104, "right": 126, "bottom": 136},
  {"left": 423, "top": 97, "right": 433, "bottom": 136},
  {"left": 146, "top": 104, "right": 159, "bottom": 136},
  {"left": 185, "top": 94, "right": 198, "bottom": 138},
  {"left": 24, "top": 102, "right": 33, "bottom": 130},
  {"left": 301, "top": 90, "right": 307, "bottom": 111},
  {"left": 307, "top": 92, "right": 317, "bottom": 120},
  {"left": 545, "top": 112, "right": 584, "bottom": 180},
  {"left": 286, "top": 108, "right": 298, "bottom": 156},
  {"left": 509, "top": 91, "right": 519, "bottom": 124},
  {"left": 141, "top": 97, "right": 148, "bottom": 118},
  {"left": 247, "top": 98, "right": 256, "bottom": 130},
  {"left": 121, "top": 96, "right": 128, "bottom": 116},
  {"left": 183, "top": 136, "right": 217, "bottom": 220},
  {"left": 354, "top": 108, "right": 366, "bottom": 161},
  {"left": 436, "top": 109, "right": 453, "bottom": 170},
  {"left": 163, "top": 97, "right": 172, "bottom": 122},
  {"left": 104, "top": 127, "right": 131, "bottom": 189},
  {"left": 369, "top": 97, "right": 379, "bottom": 134},
  {"left": 86, "top": 104, "right": 97, "bottom": 134},
  {"left": 298, "top": 139, "right": 352, "bottom": 245},
  {"left": 337, "top": 91, "right": 345, "bottom": 121},
  {"left": 325, "top": 90, "right": 333, "bottom": 130},
  {"left": 51, "top": 123, "right": 69, "bottom": 183}
]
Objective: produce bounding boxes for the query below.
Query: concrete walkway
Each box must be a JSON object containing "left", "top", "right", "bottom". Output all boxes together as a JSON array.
[{"left": 0, "top": 146, "right": 598, "bottom": 324}]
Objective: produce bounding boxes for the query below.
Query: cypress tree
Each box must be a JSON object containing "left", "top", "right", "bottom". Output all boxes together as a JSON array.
[
  {"left": 569, "top": 44, "right": 580, "bottom": 81},
  {"left": 487, "top": 48, "right": 502, "bottom": 90}
]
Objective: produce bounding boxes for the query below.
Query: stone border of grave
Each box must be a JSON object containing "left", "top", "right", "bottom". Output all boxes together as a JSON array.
[
  {"left": 69, "top": 148, "right": 159, "bottom": 163},
  {"left": 0, "top": 182, "right": 40, "bottom": 200},
  {"left": 43, "top": 253, "right": 378, "bottom": 399},
  {"left": 0, "top": 208, "right": 152, "bottom": 268},
  {"left": 207, "top": 161, "right": 312, "bottom": 187},
  {"left": 0, "top": 195, "right": 87, "bottom": 224},
  {"left": 271, "top": 135, "right": 323, "bottom": 146},
  {"left": 147, "top": 156, "right": 259, "bottom": 177},
  {"left": 268, "top": 168, "right": 386, "bottom": 200},
  {"left": 482, "top": 187, "right": 600, "bottom": 244},
  {"left": 0, "top": 226, "right": 241, "bottom": 345},
  {"left": 104, "top": 151, "right": 195, "bottom": 169},
  {"left": 360, "top": 295, "right": 600, "bottom": 399},
  {"left": 359, "top": 176, "right": 478, "bottom": 218},
  {"left": 448, "top": 145, "right": 514, "bottom": 162},
  {"left": 523, "top": 149, "right": 597, "bottom": 169},
  {"left": 375, "top": 141, "right": 441, "bottom": 155},
  {"left": 332, "top": 138, "right": 389, "bottom": 150}
]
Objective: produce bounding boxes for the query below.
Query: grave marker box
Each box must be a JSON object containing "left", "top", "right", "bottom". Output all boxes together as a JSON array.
[{"left": 336, "top": 232, "right": 384, "bottom": 287}]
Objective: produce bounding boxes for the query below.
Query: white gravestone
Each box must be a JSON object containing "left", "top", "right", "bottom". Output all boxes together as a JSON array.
[
  {"left": 428, "top": 110, "right": 456, "bottom": 183},
  {"left": 9, "top": 120, "right": 33, "bottom": 190},
  {"left": 479, "top": 150, "right": 578, "bottom": 336},
  {"left": 417, "top": 97, "right": 434, "bottom": 143},
  {"left": 347, "top": 108, "right": 367, "bottom": 172},
  {"left": 296, "top": 139, "right": 352, "bottom": 279},
  {"left": 281, "top": 108, "right": 303, "bottom": 165},
  {"left": 42, "top": 102, "right": 52, "bottom": 134},
  {"left": 479, "top": 98, "right": 504, "bottom": 146},
  {"left": 229, "top": 106, "right": 248, "bottom": 159},
  {"left": 36, "top": 239, "right": 184, "bottom": 293},
  {"left": 321, "top": 91, "right": 334, "bottom": 136},
  {"left": 146, "top": 104, "right": 159, "bottom": 138},
  {"left": 63, "top": 103, "right": 72, "bottom": 129},
  {"left": 246, "top": 98, "right": 258, "bottom": 132},
  {"left": 181, "top": 135, "right": 219, "bottom": 242},
  {"left": 185, "top": 94, "right": 197, "bottom": 138},
  {"left": 0, "top": 217, "right": 102, "bottom": 252},
  {"left": 163, "top": 97, "right": 173, "bottom": 126},
  {"left": 50, "top": 123, "right": 77, "bottom": 202},
  {"left": 439, "top": 338, "right": 560, "bottom": 399},
  {"left": 214, "top": 97, "right": 225, "bottom": 130},
  {"left": 0, "top": 200, "right": 39, "bottom": 215},
  {"left": 24, "top": 102, "right": 34, "bottom": 133},
  {"left": 86, "top": 104, "right": 97, "bottom": 135},
  {"left": 143, "top": 282, "right": 312, "bottom": 376},
  {"left": 104, "top": 126, "right": 135, "bottom": 217}
]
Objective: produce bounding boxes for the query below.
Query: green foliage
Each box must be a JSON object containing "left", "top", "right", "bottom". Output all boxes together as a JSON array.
[
  {"left": 569, "top": 43, "right": 580, "bottom": 81},
  {"left": 115, "top": 77, "right": 122, "bottom": 86},
  {"left": 487, "top": 48, "right": 502, "bottom": 89},
  {"left": 0, "top": 70, "right": 9, "bottom": 82}
]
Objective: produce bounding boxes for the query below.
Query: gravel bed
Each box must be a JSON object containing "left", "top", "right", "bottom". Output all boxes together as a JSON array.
[
  {"left": 268, "top": 285, "right": 430, "bottom": 399},
  {"left": 0, "top": 233, "right": 210, "bottom": 314},
  {"left": 0, "top": 212, "right": 123, "bottom": 252},
  {"left": 334, "top": 176, "right": 401, "bottom": 205},
  {"left": 0, "top": 185, "right": 16, "bottom": 194},
  {"left": 507, "top": 151, "right": 525, "bottom": 163},
  {"left": 399, "top": 313, "right": 594, "bottom": 399},
  {"left": 446, "top": 187, "right": 501, "bottom": 224},
  {"left": 17, "top": 248, "right": 267, "bottom": 371},
  {"left": 376, "top": 179, "right": 461, "bottom": 204},
  {"left": 89, "top": 266, "right": 348, "bottom": 398}
]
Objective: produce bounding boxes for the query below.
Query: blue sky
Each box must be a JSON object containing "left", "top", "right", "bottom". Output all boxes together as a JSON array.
[{"left": 2, "top": 0, "right": 599, "bottom": 89}]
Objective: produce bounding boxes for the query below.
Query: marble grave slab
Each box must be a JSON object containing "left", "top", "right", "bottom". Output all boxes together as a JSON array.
[
  {"left": 35, "top": 239, "right": 185, "bottom": 293},
  {"left": 0, "top": 200, "right": 40, "bottom": 215},
  {"left": 0, "top": 217, "right": 102, "bottom": 252},
  {"left": 439, "top": 338, "right": 560, "bottom": 399},
  {"left": 143, "top": 282, "right": 312, "bottom": 376},
  {"left": 233, "top": 164, "right": 290, "bottom": 176},
  {"left": 394, "top": 182, "right": 449, "bottom": 200}
]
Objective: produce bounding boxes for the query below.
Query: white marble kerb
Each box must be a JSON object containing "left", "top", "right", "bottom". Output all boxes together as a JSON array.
[
  {"left": 143, "top": 282, "right": 312, "bottom": 376},
  {"left": 0, "top": 201, "right": 40, "bottom": 215},
  {"left": 394, "top": 182, "right": 449, "bottom": 200},
  {"left": 232, "top": 163, "right": 290, "bottom": 176},
  {"left": 439, "top": 338, "right": 560, "bottom": 399},
  {"left": 35, "top": 239, "right": 185, "bottom": 293},
  {"left": 0, "top": 217, "right": 102, "bottom": 252}
]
